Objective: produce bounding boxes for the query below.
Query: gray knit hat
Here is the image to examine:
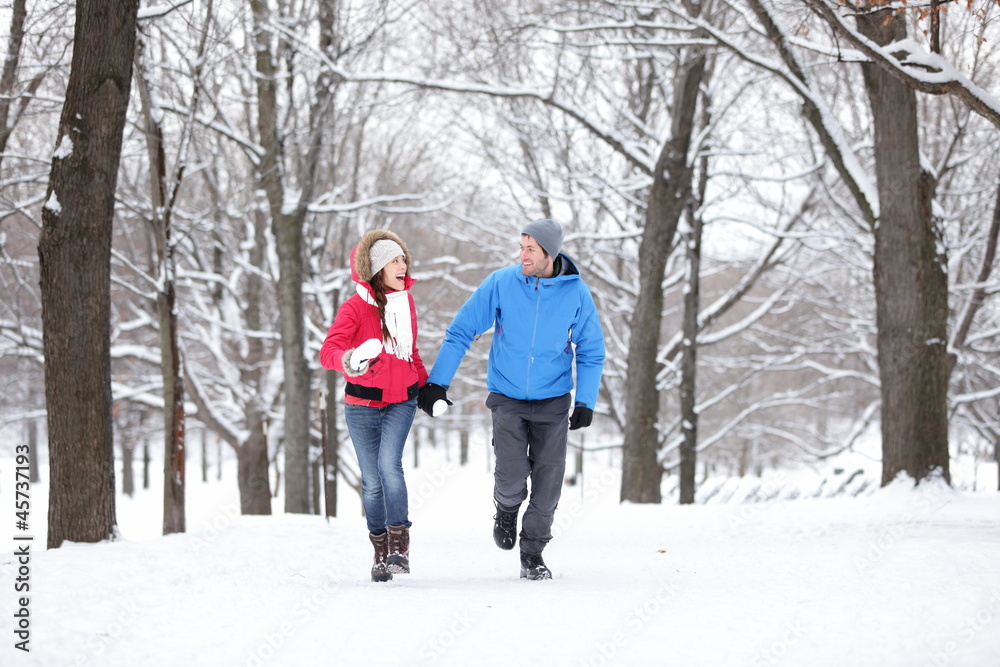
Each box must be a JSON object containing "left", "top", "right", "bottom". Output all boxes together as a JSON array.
[
  {"left": 368, "top": 238, "right": 405, "bottom": 279},
  {"left": 521, "top": 219, "right": 563, "bottom": 258}
]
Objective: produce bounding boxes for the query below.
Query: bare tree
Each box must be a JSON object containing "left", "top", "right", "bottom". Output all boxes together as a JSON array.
[
  {"left": 855, "top": 6, "right": 950, "bottom": 485},
  {"left": 132, "top": 1, "right": 215, "bottom": 532},
  {"left": 0, "top": 0, "right": 46, "bottom": 166},
  {"left": 621, "top": 37, "right": 708, "bottom": 504},
  {"left": 40, "top": 0, "right": 139, "bottom": 549}
]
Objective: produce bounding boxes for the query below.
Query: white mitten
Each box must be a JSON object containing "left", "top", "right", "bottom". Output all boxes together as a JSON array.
[{"left": 350, "top": 338, "right": 383, "bottom": 372}]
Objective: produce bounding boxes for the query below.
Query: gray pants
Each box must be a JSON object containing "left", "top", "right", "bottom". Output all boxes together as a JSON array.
[{"left": 486, "top": 392, "right": 571, "bottom": 555}]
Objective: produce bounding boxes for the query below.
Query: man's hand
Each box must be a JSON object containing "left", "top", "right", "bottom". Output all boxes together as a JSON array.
[
  {"left": 418, "top": 383, "right": 452, "bottom": 417},
  {"left": 569, "top": 402, "right": 593, "bottom": 430}
]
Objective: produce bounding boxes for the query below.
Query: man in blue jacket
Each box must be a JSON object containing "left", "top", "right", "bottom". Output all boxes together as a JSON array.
[{"left": 418, "top": 219, "right": 605, "bottom": 580}]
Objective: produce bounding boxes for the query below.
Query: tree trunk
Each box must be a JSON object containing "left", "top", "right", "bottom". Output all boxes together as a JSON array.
[
  {"left": 0, "top": 0, "right": 26, "bottom": 158},
  {"left": 251, "top": 0, "right": 311, "bottom": 513},
  {"left": 621, "top": 48, "right": 706, "bottom": 503},
  {"left": 679, "top": 101, "right": 711, "bottom": 504},
  {"left": 135, "top": 33, "right": 186, "bottom": 535},
  {"left": 202, "top": 430, "right": 208, "bottom": 483},
  {"left": 857, "top": 8, "right": 950, "bottom": 486},
  {"left": 122, "top": 437, "right": 134, "bottom": 497},
  {"left": 274, "top": 219, "right": 310, "bottom": 513},
  {"left": 678, "top": 209, "right": 703, "bottom": 504},
  {"left": 0, "top": 0, "right": 45, "bottom": 168},
  {"left": 237, "top": 207, "right": 273, "bottom": 515},
  {"left": 238, "top": 412, "right": 273, "bottom": 515},
  {"left": 26, "top": 415, "right": 39, "bottom": 484},
  {"left": 324, "top": 368, "right": 339, "bottom": 517},
  {"left": 312, "top": 456, "right": 322, "bottom": 515},
  {"left": 159, "top": 274, "right": 186, "bottom": 533},
  {"left": 460, "top": 423, "right": 469, "bottom": 466},
  {"left": 39, "top": 0, "right": 138, "bottom": 549}
]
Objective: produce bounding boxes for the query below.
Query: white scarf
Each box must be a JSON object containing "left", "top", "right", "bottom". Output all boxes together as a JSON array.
[{"left": 357, "top": 283, "right": 413, "bottom": 361}]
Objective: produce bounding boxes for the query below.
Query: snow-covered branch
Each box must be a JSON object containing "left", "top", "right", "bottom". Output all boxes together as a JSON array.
[{"left": 802, "top": 0, "right": 1000, "bottom": 128}]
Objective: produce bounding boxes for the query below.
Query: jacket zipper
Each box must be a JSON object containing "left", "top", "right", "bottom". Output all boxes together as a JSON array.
[{"left": 526, "top": 277, "right": 542, "bottom": 396}]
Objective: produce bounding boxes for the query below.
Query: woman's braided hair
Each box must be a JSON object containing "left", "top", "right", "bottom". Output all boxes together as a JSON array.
[{"left": 368, "top": 271, "right": 393, "bottom": 343}]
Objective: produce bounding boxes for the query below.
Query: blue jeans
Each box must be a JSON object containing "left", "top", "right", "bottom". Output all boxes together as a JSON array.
[{"left": 344, "top": 398, "right": 416, "bottom": 534}]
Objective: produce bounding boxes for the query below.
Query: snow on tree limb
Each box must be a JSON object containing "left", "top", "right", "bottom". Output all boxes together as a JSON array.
[
  {"left": 265, "top": 17, "right": 655, "bottom": 175},
  {"left": 803, "top": 0, "right": 1000, "bottom": 129}
]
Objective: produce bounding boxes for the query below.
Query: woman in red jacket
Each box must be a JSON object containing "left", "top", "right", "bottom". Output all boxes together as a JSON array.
[{"left": 320, "top": 229, "right": 427, "bottom": 582}]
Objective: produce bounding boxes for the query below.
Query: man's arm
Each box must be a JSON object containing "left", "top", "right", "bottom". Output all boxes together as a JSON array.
[
  {"left": 571, "top": 284, "right": 606, "bottom": 410},
  {"left": 426, "top": 270, "right": 500, "bottom": 388}
]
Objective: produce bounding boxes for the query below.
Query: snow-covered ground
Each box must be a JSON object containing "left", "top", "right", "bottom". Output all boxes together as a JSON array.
[{"left": 1, "top": 433, "right": 999, "bottom": 667}]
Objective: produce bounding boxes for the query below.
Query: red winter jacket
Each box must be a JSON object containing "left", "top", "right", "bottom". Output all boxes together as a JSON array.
[{"left": 319, "top": 232, "right": 427, "bottom": 406}]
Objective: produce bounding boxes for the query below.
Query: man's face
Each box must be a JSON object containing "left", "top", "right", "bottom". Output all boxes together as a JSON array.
[{"left": 520, "top": 235, "right": 553, "bottom": 278}]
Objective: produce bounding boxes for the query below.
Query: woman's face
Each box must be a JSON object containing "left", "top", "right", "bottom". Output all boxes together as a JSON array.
[{"left": 379, "top": 255, "right": 407, "bottom": 291}]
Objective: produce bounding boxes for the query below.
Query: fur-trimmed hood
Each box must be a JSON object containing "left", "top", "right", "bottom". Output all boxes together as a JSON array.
[{"left": 350, "top": 229, "right": 414, "bottom": 284}]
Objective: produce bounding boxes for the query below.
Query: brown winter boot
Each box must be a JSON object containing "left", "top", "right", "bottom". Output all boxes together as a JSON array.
[
  {"left": 369, "top": 531, "right": 392, "bottom": 582},
  {"left": 386, "top": 524, "right": 410, "bottom": 574}
]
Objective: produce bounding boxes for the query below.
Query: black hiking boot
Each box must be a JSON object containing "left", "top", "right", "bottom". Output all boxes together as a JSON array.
[
  {"left": 387, "top": 524, "right": 410, "bottom": 574},
  {"left": 520, "top": 551, "right": 552, "bottom": 580},
  {"left": 493, "top": 504, "right": 518, "bottom": 551},
  {"left": 369, "top": 531, "right": 392, "bottom": 582}
]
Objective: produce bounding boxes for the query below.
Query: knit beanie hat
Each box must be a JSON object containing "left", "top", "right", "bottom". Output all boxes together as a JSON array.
[
  {"left": 368, "top": 239, "right": 405, "bottom": 279},
  {"left": 522, "top": 219, "right": 563, "bottom": 258}
]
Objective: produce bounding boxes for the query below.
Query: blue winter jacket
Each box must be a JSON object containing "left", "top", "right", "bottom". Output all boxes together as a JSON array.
[{"left": 427, "top": 254, "right": 605, "bottom": 409}]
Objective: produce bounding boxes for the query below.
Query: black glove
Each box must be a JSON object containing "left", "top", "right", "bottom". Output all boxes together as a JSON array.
[
  {"left": 569, "top": 402, "right": 593, "bottom": 430},
  {"left": 418, "top": 383, "right": 451, "bottom": 417}
]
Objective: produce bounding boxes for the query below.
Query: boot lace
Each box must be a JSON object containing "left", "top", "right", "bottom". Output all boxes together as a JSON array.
[{"left": 495, "top": 509, "right": 517, "bottom": 534}]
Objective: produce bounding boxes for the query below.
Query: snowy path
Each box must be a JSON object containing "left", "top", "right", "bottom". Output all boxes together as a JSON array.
[{"left": 2, "top": 454, "right": 1000, "bottom": 667}]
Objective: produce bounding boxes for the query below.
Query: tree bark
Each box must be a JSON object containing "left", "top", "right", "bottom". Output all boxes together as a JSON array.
[
  {"left": 678, "top": 200, "right": 704, "bottom": 505},
  {"left": 201, "top": 430, "right": 208, "bottom": 483},
  {"left": 0, "top": 0, "right": 46, "bottom": 167},
  {"left": 0, "top": 0, "right": 25, "bottom": 162},
  {"left": 239, "top": 411, "right": 273, "bottom": 515},
  {"left": 857, "top": 8, "right": 950, "bottom": 486},
  {"left": 238, "top": 208, "right": 273, "bottom": 515},
  {"left": 122, "top": 438, "right": 134, "bottom": 497},
  {"left": 135, "top": 33, "right": 186, "bottom": 535},
  {"left": 26, "top": 414, "right": 40, "bottom": 484},
  {"left": 40, "top": 0, "right": 138, "bottom": 549},
  {"left": 621, "top": 48, "right": 706, "bottom": 503},
  {"left": 324, "top": 351, "right": 340, "bottom": 518},
  {"left": 251, "top": 0, "right": 311, "bottom": 513}
]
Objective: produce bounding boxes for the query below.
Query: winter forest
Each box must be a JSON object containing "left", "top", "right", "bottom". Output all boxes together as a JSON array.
[
  {"left": 1, "top": 0, "right": 1000, "bottom": 545},
  {"left": 2, "top": 0, "right": 1000, "bottom": 664}
]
